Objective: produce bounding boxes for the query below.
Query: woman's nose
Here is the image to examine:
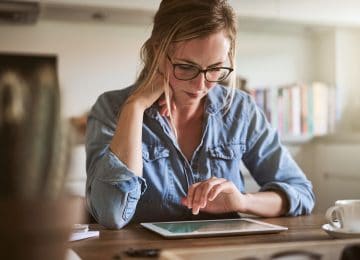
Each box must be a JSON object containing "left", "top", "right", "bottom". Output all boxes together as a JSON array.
[{"left": 191, "top": 72, "right": 207, "bottom": 90}]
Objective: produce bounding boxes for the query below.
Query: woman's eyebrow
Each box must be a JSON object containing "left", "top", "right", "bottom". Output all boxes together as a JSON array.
[{"left": 174, "top": 58, "right": 224, "bottom": 67}]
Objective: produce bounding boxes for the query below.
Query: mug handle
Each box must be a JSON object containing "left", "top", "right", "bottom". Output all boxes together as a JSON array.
[{"left": 325, "top": 206, "right": 343, "bottom": 229}]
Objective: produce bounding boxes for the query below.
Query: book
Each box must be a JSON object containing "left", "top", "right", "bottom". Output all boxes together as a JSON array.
[
  {"left": 312, "top": 82, "right": 329, "bottom": 136},
  {"left": 269, "top": 87, "right": 278, "bottom": 130},
  {"left": 300, "top": 83, "right": 309, "bottom": 134},
  {"left": 69, "top": 230, "right": 99, "bottom": 242},
  {"left": 69, "top": 223, "right": 99, "bottom": 242},
  {"left": 290, "top": 85, "right": 301, "bottom": 136},
  {"left": 277, "top": 88, "right": 284, "bottom": 136}
]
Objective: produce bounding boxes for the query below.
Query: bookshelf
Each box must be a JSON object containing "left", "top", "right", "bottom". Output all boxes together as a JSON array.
[{"left": 249, "top": 82, "right": 336, "bottom": 140}]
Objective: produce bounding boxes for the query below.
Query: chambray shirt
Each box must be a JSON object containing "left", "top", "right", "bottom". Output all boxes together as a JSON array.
[{"left": 86, "top": 84, "right": 315, "bottom": 229}]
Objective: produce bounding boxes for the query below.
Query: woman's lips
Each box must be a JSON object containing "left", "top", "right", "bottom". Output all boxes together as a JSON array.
[{"left": 185, "top": 91, "right": 205, "bottom": 98}]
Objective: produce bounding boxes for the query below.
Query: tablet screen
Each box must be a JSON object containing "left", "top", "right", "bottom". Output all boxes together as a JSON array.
[
  {"left": 154, "top": 219, "right": 268, "bottom": 233},
  {"left": 141, "top": 218, "right": 288, "bottom": 238}
]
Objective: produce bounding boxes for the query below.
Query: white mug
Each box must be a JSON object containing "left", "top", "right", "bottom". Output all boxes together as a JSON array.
[{"left": 325, "top": 200, "right": 360, "bottom": 232}]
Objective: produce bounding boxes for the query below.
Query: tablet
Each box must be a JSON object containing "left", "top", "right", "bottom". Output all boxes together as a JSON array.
[{"left": 141, "top": 218, "right": 288, "bottom": 239}]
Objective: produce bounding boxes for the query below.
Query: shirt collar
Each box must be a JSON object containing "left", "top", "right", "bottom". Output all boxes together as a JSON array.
[
  {"left": 204, "top": 84, "right": 226, "bottom": 115},
  {"left": 145, "top": 104, "right": 160, "bottom": 119}
]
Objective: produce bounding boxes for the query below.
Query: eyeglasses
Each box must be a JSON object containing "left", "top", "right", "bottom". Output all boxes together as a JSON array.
[{"left": 167, "top": 55, "right": 233, "bottom": 82}]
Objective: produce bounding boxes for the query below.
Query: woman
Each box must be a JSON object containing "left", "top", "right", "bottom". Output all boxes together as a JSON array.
[{"left": 86, "top": 0, "right": 315, "bottom": 229}]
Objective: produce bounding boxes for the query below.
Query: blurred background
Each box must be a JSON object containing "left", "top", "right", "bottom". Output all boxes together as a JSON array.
[{"left": 1, "top": 0, "right": 359, "bottom": 214}]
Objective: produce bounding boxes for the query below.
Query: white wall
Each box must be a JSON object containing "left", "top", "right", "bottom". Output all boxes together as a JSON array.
[
  {"left": 0, "top": 20, "right": 151, "bottom": 117},
  {"left": 335, "top": 29, "right": 360, "bottom": 132},
  {"left": 310, "top": 29, "right": 336, "bottom": 86},
  {"left": 237, "top": 29, "right": 313, "bottom": 87}
]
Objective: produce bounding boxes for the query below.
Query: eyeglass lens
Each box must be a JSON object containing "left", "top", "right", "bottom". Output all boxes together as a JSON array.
[{"left": 174, "top": 64, "right": 230, "bottom": 82}]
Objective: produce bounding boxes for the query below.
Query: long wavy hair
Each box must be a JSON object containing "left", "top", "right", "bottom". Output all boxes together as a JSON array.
[{"left": 135, "top": 0, "right": 237, "bottom": 123}]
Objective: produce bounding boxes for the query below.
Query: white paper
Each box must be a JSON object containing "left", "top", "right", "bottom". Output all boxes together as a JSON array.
[
  {"left": 65, "top": 249, "right": 82, "bottom": 260},
  {"left": 69, "top": 230, "right": 99, "bottom": 242}
]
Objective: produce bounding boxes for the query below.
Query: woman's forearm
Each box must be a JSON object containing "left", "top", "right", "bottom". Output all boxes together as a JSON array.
[
  {"left": 241, "top": 190, "right": 289, "bottom": 217},
  {"left": 110, "top": 101, "right": 146, "bottom": 176}
]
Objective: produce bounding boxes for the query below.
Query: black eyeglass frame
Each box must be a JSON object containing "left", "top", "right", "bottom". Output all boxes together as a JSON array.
[{"left": 167, "top": 55, "right": 233, "bottom": 83}]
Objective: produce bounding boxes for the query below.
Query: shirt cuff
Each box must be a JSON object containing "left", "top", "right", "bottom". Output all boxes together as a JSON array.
[{"left": 260, "top": 182, "right": 300, "bottom": 216}]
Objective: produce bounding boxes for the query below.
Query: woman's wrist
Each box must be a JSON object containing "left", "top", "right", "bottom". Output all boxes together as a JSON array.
[
  {"left": 124, "top": 96, "right": 149, "bottom": 113},
  {"left": 236, "top": 191, "right": 289, "bottom": 217},
  {"left": 238, "top": 192, "right": 250, "bottom": 213}
]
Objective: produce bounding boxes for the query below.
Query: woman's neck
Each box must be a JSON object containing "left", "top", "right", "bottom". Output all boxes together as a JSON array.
[
  {"left": 172, "top": 100, "right": 205, "bottom": 161},
  {"left": 173, "top": 99, "right": 205, "bottom": 124}
]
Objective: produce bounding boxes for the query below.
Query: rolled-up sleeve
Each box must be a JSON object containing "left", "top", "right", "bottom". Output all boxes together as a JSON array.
[
  {"left": 85, "top": 93, "right": 147, "bottom": 229},
  {"left": 242, "top": 95, "right": 315, "bottom": 216}
]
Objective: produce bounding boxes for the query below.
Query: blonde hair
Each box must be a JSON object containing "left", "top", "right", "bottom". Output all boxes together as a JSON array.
[{"left": 135, "top": 0, "right": 238, "bottom": 121}]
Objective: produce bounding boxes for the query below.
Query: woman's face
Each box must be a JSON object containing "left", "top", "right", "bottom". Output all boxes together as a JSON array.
[{"left": 166, "top": 31, "right": 231, "bottom": 106}]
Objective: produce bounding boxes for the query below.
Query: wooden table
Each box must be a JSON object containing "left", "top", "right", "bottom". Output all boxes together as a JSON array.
[{"left": 70, "top": 214, "right": 360, "bottom": 260}]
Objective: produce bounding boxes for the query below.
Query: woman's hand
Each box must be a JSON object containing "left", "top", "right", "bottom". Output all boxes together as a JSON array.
[
  {"left": 127, "top": 72, "right": 166, "bottom": 110},
  {"left": 181, "top": 177, "right": 246, "bottom": 215}
]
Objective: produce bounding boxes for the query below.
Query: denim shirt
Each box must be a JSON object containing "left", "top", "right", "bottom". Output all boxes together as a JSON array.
[{"left": 86, "top": 84, "right": 315, "bottom": 229}]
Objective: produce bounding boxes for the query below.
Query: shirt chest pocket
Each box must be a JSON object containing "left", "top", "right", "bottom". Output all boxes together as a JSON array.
[
  {"left": 142, "top": 145, "right": 170, "bottom": 177},
  {"left": 141, "top": 144, "right": 174, "bottom": 202},
  {"left": 208, "top": 143, "right": 245, "bottom": 179},
  {"left": 142, "top": 145, "right": 170, "bottom": 162}
]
